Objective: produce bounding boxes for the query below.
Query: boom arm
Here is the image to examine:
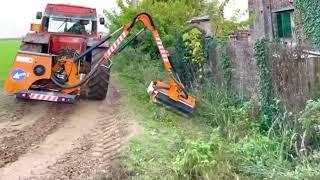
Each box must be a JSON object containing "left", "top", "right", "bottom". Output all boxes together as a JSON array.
[
  {"left": 104, "top": 13, "right": 172, "bottom": 73},
  {"left": 102, "top": 13, "right": 187, "bottom": 97},
  {"left": 53, "top": 12, "right": 177, "bottom": 90}
]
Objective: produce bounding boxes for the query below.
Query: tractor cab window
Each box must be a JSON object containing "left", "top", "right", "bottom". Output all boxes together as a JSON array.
[{"left": 44, "top": 16, "right": 96, "bottom": 35}]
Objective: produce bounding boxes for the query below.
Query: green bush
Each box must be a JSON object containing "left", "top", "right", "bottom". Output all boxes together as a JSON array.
[
  {"left": 298, "top": 100, "right": 320, "bottom": 152},
  {"left": 173, "top": 131, "right": 241, "bottom": 179},
  {"left": 105, "top": 0, "right": 204, "bottom": 58},
  {"left": 171, "top": 27, "right": 207, "bottom": 88},
  {"left": 234, "top": 135, "right": 291, "bottom": 178},
  {"left": 173, "top": 139, "right": 216, "bottom": 178}
]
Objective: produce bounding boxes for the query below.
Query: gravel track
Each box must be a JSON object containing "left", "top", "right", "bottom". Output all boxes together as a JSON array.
[{"left": 0, "top": 84, "right": 140, "bottom": 180}]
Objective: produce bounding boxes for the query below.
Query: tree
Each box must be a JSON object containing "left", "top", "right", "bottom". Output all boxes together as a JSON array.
[
  {"left": 204, "top": 0, "right": 253, "bottom": 36},
  {"left": 104, "top": 0, "right": 205, "bottom": 57}
]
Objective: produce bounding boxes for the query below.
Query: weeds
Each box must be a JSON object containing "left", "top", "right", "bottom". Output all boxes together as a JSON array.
[{"left": 173, "top": 130, "right": 242, "bottom": 179}]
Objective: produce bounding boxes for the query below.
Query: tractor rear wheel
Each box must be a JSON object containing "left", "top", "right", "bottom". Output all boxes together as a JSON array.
[{"left": 86, "top": 49, "right": 111, "bottom": 100}]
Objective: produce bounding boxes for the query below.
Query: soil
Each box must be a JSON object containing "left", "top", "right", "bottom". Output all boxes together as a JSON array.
[{"left": 0, "top": 83, "right": 141, "bottom": 180}]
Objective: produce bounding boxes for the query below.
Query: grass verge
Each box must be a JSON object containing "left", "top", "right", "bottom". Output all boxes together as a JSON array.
[{"left": 112, "top": 48, "right": 212, "bottom": 179}]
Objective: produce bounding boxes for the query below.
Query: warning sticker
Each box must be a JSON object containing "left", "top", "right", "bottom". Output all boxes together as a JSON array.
[
  {"left": 11, "top": 69, "right": 27, "bottom": 81},
  {"left": 16, "top": 56, "right": 33, "bottom": 63}
]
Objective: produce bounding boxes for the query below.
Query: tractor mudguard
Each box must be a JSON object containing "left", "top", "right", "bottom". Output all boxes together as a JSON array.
[{"left": 4, "top": 51, "right": 53, "bottom": 93}]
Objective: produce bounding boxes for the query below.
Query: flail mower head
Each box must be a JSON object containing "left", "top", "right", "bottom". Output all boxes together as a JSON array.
[{"left": 147, "top": 81, "right": 196, "bottom": 114}]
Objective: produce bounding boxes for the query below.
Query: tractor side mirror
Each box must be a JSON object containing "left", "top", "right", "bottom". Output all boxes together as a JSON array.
[
  {"left": 36, "top": 12, "right": 42, "bottom": 20},
  {"left": 99, "top": 17, "right": 105, "bottom": 25},
  {"left": 30, "top": 23, "right": 41, "bottom": 33}
]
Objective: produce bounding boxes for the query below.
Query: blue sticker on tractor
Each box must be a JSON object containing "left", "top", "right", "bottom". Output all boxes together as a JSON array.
[{"left": 11, "top": 69, "right": 27, "bottom": 81}]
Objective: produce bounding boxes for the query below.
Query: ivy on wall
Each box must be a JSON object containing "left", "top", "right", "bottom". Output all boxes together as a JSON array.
[
  {"left": 295, "top": 0, "right": 320, "bottom": 49},
  {"left": 172, "top": 28, "right": 232, "bottom": 93},
  {"left": 215, "top": 38, "right": 232, "bottom": 92},
  {"left": 255, "top": 39, "right": 279, "bottom": 131}
]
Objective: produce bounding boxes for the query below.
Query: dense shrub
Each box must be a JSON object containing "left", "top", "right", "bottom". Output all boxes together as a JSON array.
[
  {"left": 173, "top": 131, "right": 241, "bottom": 179},
  {"left": 297, "top": 100, "right": 320, "bottom": 152}
]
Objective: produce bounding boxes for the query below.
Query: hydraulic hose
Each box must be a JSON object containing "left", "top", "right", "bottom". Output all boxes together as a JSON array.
[
  {"left": 116, "top": 28, "right": 145, "bottom": 53},
  {"left": 51, "top": 56, "right": 107, "bottom": 89},
  {"left": 50, "top": 27, "right": 123, "bottom": 89},
  {"left": 169, "top": 72, "right": 189, "bottom": 99},
  {"left": 75, "top": 27, "right": 123, "bottom": 62}
]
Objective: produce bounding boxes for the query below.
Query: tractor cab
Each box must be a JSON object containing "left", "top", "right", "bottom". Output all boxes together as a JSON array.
[
  {"left": 24, "top": 4, "right": 107, "bottom": 55},
  {"left": 32, "top": 4, "right": 105, "bottom": 36}
]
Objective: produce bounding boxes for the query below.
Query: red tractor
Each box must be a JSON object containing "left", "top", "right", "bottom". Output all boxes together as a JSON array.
[{"left": 18, "top": 4, "right": 110, "bottom": 100}]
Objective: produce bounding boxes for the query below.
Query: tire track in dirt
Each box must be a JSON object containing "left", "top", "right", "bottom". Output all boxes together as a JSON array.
[
  {"left": 0, "top": 83, "right": 141, "bottom": 179},
  {"left": 33, "top": 85, "right": 141, "bottom": 180},
  {"left": 0, "top": 103, "right": 74, "bottom": 168}
]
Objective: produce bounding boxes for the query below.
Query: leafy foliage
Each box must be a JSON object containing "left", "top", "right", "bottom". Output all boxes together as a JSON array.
[
  {"left": 173, "top": 130, "right": 242, "bottom": 179},
  {"left": 180, "top": 28, "right": 205, "bottom": 83},
  {"left": 105, "top": 0, "right": 204, "bottom": 57},
  {"left": 173, "top": 138, "right": 216, "bottom": 178},
  {"left": 204, "top": 0, "right": 254, "bottom": 36},
  {"left": 295, "top": 0, "right": 320, "bottom": 49},
  {"left": 182, "top": 29, "right": 204, "bottom": 70}
]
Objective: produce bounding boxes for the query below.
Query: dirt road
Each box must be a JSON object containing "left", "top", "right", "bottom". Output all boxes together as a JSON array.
[{"left": 0, "top": 84, "right": 140, "bottom": 180}]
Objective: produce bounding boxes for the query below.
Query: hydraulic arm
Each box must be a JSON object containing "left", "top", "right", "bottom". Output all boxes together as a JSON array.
[{"left": 107, "top": 12, "right": 196, "bottom": 113}]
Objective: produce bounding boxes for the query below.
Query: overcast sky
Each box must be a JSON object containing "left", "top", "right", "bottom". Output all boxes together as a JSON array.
[{"left": 0, "top": 0, "right": 247, "bottom": 38}]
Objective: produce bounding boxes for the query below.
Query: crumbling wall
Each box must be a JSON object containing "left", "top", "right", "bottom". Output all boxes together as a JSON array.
[
  {"left": 228, "top": 33, "right": 260, "bottom": 100},
  {"left": 249, "top": 0, "right": 273, "bottom": 40},
  {"left": 209, "top": 35, "right": 320, "bottom": 112},
  {"left": 267, "top": 44, "right": 320, "bottom": 112},
  {"left": 207, "top": 0, "right": 319, "bottom": 112}
]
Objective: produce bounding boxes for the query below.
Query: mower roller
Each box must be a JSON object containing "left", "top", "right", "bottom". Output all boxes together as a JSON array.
[{"left": 4, "top": 6, "right": 196, "bottom": 114}]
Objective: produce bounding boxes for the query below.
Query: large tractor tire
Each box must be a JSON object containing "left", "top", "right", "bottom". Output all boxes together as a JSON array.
[{"left": 86, "top": 49, "right": 111, "bottom": 100}]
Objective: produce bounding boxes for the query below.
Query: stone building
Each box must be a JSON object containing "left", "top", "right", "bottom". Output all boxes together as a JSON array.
[
  {"left": 249, "top": 0, "right": 295, "bottom": 43},
  {"left": 187, "top": 16, "right": 211, "bottom": 35}
]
